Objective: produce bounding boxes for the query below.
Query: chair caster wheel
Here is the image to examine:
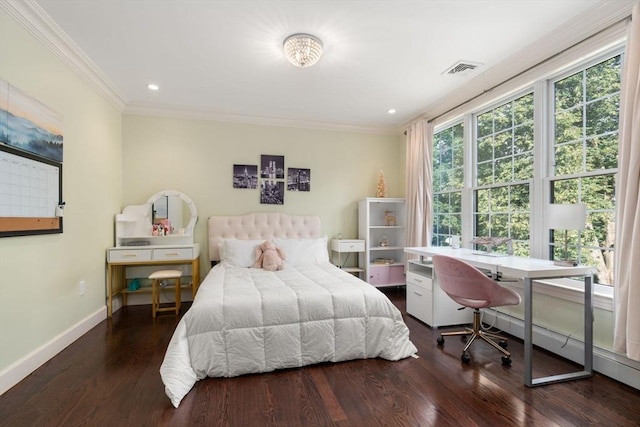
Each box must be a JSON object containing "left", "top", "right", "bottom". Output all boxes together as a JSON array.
[
  {"left": 498, "top": 340, "right": 508, "bottom": 349},
  {"left": 436, "top": 336, "right": 445, "bottom": 346},
  {"left": 461, "top": 352, "right": 471, "bottom": 364},
  {"left": 501, "top": 356, "right": 512, "bottom": 366}
]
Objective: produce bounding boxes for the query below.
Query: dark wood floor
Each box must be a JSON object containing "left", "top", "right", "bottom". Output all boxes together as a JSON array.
[{"left": 1, "top": 287, "right": 639, "bottom": 427}]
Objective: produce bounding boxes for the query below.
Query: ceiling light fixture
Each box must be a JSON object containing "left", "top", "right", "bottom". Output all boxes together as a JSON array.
[
  {"left": 283, "top": 33, "right": 323, "bottom": 68},
  {"left": 147, "top": 83, "right": 159, "bottom": 91},
  {"left": 387, "top": 109, "right": 396, "bottom": 114}
]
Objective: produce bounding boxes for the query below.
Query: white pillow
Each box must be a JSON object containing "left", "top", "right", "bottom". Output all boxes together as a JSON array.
[
  {"left": 273, "top": 236, "right": 329, "bottom": 266},
  {"left": 218, "top": 239, "right": 265, "bottom": 267}
]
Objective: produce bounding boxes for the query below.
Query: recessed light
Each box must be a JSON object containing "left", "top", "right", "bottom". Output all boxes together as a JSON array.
[
  {"left": 387, "top": 109, "right": 396, "bottom": 114},
  {"left": 147, "top": 83, "right": 159, "bottom": 91}
]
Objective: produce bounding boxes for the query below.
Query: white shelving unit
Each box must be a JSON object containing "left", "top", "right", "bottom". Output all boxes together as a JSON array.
[{"left": 358, "top": 197, "right": 406, "bottom": 287}]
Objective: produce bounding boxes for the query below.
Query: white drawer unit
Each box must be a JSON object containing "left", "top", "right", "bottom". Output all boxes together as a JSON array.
[
  {"left": 406, "top": 260, "right": 471, "bottom": 327},
  {"left": 331, "top": 239, "right": 365, "bottom": 253},
  {"left": 152, "top": 247, "right": 194, "bottom": 261},
  {"left": 107, "top": 248, "right": 153, "bottom": 263}
]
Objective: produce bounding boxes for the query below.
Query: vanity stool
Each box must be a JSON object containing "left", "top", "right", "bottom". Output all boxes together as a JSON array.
[{"left": 150, "top": 270, "right": 183, "bottom": 317}]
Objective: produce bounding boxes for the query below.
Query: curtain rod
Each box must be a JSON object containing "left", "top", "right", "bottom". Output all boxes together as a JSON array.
[{"left": 410, "top": 14, "right": 631, "bottom": 130}]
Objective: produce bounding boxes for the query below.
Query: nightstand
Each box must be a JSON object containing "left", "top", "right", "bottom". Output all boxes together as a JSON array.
[{"left": 330, "top": 239, "right": 365, "bottom": 278}]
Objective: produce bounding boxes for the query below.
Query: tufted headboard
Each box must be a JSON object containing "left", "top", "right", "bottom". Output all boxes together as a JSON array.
[{"left": 208, "top": 213, "right": 321, "bottom": 262}]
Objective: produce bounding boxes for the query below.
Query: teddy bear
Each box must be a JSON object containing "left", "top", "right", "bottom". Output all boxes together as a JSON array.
[{"left": 253, "top": 240, "right": 286, "bottom": 271}]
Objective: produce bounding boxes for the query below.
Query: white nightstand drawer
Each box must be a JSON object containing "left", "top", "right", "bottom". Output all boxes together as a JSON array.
[
  {"left": 152, "top": 248, "right": 194, "bottom": 261},
  {"left": 108, "top": 249, "right": 152, "bottom": 263},
  {"left": 331, "top": 239, "right": 365, "bottom": 252}
]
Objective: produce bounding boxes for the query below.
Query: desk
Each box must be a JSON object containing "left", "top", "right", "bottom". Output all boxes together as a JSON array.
[
  {"left": 405, "top": 246, "right": 595, "bottom": 387},
  {"left": 106, "top": 244, "right": 200, "bottom": 317}
]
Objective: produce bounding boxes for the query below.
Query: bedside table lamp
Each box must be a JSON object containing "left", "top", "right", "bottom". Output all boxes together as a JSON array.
[{"left": 547, "top": 203, "right": 587, "bottom": 266}]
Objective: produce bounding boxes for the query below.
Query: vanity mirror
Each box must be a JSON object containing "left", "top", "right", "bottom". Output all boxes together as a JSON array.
[{"left": 114, "top": 190, "right": 198, "bottom": 246}]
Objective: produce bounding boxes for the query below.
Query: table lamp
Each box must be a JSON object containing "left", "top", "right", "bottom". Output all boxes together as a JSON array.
[{"left": 546, "top": 203, "right": 587, "bottom": 266}]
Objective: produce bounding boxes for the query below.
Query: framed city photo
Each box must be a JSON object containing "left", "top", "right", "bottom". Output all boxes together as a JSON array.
[
  {"left": 260, "top": 154, "right": 284, "bottom": 179},
  {"left": 260, "top": 180, "right": 284, "bottom": 205},
  {"left": 233, "top": 164, "right": 258, "bottom": 189},
  {"left": 287, "top": 168, "right": 310, "bottom": 191}
]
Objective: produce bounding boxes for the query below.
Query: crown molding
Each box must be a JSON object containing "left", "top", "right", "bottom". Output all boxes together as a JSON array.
[
  {"left": 124, "top": 103, "right": 402, "bottom": 136},
  {"left": 3, "top": 0, "right": 400, "bottom": 135},
  {"left": 1, "top": 0, "right": 127, "bottom": 110}
]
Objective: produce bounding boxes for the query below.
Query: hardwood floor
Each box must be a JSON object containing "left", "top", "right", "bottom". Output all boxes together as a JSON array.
[{"left": 1, "top": 287, "right": 639, "bottom": 427}]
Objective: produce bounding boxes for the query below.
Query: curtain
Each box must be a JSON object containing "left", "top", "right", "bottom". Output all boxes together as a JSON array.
[
  {"left": 613, "top": 2, "right": 640, "bottom": 362},
  {"left": 405, "top": 120, "right": 433, "bottom": 253}
]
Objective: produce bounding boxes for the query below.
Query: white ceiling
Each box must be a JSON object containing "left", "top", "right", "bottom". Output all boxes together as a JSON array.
[{"left": 20, "top": 0, "right": 632, "bottom": 133}]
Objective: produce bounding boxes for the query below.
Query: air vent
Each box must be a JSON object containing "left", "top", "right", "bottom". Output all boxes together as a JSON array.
[{"left": 442, "top": 60, "right": 482, "bottom": 76}]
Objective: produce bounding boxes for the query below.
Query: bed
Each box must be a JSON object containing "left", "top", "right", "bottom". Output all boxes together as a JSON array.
[{"left": 160, "top": 213, "right": 417, "bottom": 408}]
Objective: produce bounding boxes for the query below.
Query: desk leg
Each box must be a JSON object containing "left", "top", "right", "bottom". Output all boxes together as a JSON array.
[
  {"left": 524, "top": 277, "right": 533, "bottom": 386},
  {"left": 584, "top": 275, "right": 593, "bottom": 374},
  {"left": 525, "top": 274, "right": 594, "bottom": 387}
]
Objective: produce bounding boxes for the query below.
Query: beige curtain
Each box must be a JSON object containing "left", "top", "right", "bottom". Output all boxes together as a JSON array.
[
  {"left": 405, "top": 120, "right": 433, "bottom": 251},
  {"left": 614, "top": 2, "right": 640, "bottom": 362}
]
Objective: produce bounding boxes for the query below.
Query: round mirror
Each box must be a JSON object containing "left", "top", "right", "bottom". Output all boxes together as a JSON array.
[{"left": 145, "top": 190, "right": 198, "bottom": 236}]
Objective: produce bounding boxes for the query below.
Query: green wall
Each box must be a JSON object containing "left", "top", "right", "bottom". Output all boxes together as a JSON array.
[
  {"left": 0, "top": 10, "right": 122, "bottom": 373},
  {"left": 122, "top": 115, "right": 405, "bottom": 276}
]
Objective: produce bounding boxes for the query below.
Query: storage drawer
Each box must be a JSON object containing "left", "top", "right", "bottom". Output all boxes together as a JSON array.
[
  {"left": 331, "top": 239, "right": 365, "bottom": 252},
  {"left": 406, "top": 271, "right": 432, "bottom": 290},
  {"left": 152, "top": 248, "right": 194, "bottom": 261},
  {"left": 108, "top": 249, "right": 152, "bottom": 263},
  {"left": 406, "top": 283, "right": 433, "bottom": 325}
]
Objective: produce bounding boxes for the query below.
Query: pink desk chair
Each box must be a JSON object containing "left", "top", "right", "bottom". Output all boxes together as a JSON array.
[{"left": 432, "top": 254, "right": 522, "bottom": 365}]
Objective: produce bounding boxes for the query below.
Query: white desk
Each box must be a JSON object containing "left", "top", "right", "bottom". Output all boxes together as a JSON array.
[{"left": 405, "top": 246, "right": 595, "bottom": 387}]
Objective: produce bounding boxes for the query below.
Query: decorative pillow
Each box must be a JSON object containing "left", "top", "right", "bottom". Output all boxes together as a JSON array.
[
  {"left": 273, "top": 236, "right": 329, "bottom": 266},
  {"left": 218, "top": 239, "right": 265, "bottom": 267}
]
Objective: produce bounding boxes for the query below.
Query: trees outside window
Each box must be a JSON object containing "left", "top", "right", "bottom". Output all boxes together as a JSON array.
[
  {"left": 432, "top": 123, "right": 463, "bottom": 246},
  {"left": 474, "top": 93, "right": 534, "bottom": 256},
  {"left": 550, "top": 54, "right": 621, "bottom": 285}
]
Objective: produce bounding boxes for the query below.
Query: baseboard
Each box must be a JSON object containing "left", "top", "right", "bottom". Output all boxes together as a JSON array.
[
  {"left": 482, "top": 308, "right": 640, "bottom": 390},
  {"left": 0, "top": 306, "right": 107, "bottom": 395}
]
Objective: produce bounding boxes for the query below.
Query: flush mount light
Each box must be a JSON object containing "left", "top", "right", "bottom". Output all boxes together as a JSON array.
[
  {"left": 147, "top": 83, "right": 159, "bottom": 91},
  {"left": 387, "top": 109, "right": 397, "bottom": 114},
  {"left": 283, "top": 33, "right": 323, "bottom": 68}
]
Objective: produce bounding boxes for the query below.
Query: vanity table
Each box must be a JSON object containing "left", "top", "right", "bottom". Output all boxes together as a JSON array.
[{"left": 106, "top": 190, "right": 200, "bottom": 317}]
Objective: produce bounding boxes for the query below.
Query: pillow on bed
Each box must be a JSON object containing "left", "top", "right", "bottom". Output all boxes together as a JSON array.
[
  {"left": 273, "top": 236, "right": 329, "bottom": 266},
  {"left": 218, "top": 239, "right": 264, "bottom": 267}
]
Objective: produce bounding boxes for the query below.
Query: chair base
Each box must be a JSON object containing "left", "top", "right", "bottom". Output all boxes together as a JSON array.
[{"left": 437, "top": 308, "right": 512, "bottom": 364}]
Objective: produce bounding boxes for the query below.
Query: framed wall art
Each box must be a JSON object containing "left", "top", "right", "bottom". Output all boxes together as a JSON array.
[
  {"left": 260, "top": 154, "right": 284, "bottom": 179},
  {"left": 0, "top": 79, "right": 64, "bottom": 237},
  {"left": 260, "top": 180, "right": 284, "bottom": 205},
  {"left": 287, "top": 168, "right": 310, "bottom": 191},
  {"left": 233, "top": 164, "right": 258, "bottom": 189}
]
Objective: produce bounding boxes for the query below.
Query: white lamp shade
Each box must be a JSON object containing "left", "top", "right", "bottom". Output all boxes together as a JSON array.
[{"left": 546, "top": 204, "right": 587, "bottom": 230}]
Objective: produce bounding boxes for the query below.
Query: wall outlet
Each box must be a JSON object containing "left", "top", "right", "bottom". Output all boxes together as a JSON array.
[{"left": 79, "top": 280, "right": 86, "bottom": 296}]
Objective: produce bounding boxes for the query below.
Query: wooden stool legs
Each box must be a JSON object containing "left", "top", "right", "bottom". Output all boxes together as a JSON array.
[{"left": 149, "top": 270, "right": 182, "bottom": 317}]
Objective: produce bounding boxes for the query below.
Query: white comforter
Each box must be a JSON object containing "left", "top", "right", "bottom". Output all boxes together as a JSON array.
[{"left": 160, "top": 262, "right": 417, "bottom": 407}]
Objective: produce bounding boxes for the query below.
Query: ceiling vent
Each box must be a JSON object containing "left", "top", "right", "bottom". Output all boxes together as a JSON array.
[{"left": 442, "top": 60, "right": 482, "bottom": 77}]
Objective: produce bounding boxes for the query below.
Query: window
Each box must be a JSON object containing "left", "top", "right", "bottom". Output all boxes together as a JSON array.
[
  {"left": 550, "top": 54, "right": 621, "bottom": 286},
  {"left": 432, "top": 123, "right": 463, "bottom": 246},
  {"left": 474, "top": 93, "right": 534, "bottom": 256},
  {"left": 429, "top": 48, "right": 622, "bottom": 287}
]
